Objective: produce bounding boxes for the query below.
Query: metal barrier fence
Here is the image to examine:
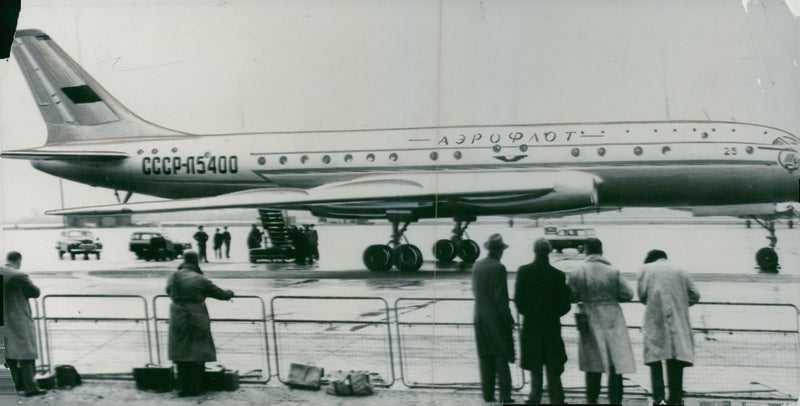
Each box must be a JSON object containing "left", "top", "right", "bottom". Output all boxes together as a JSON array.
[
  {"left": 152, "top": 295, "right": 271, "bottom": 383},
  {"left": 556, "top": 301, "right": 800, "bottom": 401},
  {"left": 394, "top": 297, "right": 525, "bottom": 390},
  {"left": 270, "top": 296, "right": 395, "bottom": 387},
  {"left": 29, "top": 298, "right": 48, "bottom": 372},
  {"left": 23, "top": 294, "right": 800, "bottom": 401},
  {"left": 41, "top": 295, "right": 152, "bottom": 378}
]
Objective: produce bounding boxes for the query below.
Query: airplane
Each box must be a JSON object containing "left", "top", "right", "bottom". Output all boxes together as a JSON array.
[{"left": 2, "top": 29, "right": 799, "bottom": 272}]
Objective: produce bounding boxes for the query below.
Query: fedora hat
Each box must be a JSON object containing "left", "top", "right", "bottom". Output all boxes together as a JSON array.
[{"left": 484, "top": 233, "right": 509, "bottom": 251}]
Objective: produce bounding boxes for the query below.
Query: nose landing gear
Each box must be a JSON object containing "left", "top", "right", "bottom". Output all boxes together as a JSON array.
[
  {"left": 750, "top": 216, "right": 780, "bottom": 273},
  {"left": 432, "top": 216, "right": 480, "bottom": 264},
  {"left": 362, "top": 212, "right": 424, "bottom": 272}
]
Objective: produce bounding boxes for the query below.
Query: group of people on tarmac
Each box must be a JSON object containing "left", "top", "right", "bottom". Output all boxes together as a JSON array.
[
  {"left": 472, "top": 234, "right": 700, "bottom": 405},
  {"left": 288, "top": 224, "right": 319, "bottom": 265},
  {"left": 191, "top": 225, "right": 232, "bottom": 262},
  {"left": 248, "top": 223, "right": 319, "bottom": 264}
]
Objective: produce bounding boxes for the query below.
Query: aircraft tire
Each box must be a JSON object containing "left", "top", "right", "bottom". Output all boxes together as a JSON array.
[
  {"left": 70, "top": 252, "right": 76, "bottom": 260},
  {"left": 96, "top": 252, "right": 101, "bottom": 260},
  {"left": 363, "top": 244, "right": 393, "bottom": 272},
  {"left": 756, "top": 247, "right": 779, "bottom": 272},
  {"left": 457, "top": 240, "right": 480, "bottom": 263},
  {"left": 58, "top": 250, "right": 64, "bottom": 260},
  {"left": 433, "top": 239, "right": 457, "bottom": 262},
  {"left": 398, "top": 244, "right": 423, "bottom": 272}
]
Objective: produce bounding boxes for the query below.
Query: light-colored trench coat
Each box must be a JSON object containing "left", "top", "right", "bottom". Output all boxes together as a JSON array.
[
  {"left": 167, "top": 263, "right": 233, "bottom": 362},
  {"left": 637, "top": 259, "right": 700, "bottom": 365},
  {"left": 568, "top": 255, "right": 636, "bottom": 374},
  {"left": 2, "top": 264, "right": 40, "bottom": 360}
]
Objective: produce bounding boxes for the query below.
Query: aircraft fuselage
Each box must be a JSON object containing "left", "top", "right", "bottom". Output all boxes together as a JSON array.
[{"left": 30, "top": 120, "right": 799, "bottom": 219}]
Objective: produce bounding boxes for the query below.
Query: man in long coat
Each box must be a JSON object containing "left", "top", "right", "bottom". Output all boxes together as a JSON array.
[
  {"left": 637, "top": 250, "right": 700, "bottom": 405},
  {"left": 472, "top": 234, "right": 515, "bottom": 403},
  {"left": 514, "top": 238, "right": 571, "bottom": 404},
  {"left": 568, "top": 238, "right": 635, "bottom": 404},
  {"left": 2, "top": 251, "right": 45, "bottom": 397},
  {"left": 222, "top": 226, "right": 232, "bottom": 259},
  {"left": 167, "top": 251, "right": 234, "bottom": 396},
  {"left": 193, "top": 225, "right": 209, "bottom": 263}
]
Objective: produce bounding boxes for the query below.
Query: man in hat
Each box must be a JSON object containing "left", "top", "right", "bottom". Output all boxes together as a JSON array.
[
  {"left": 167, "top": 251, "right": 234, "bottom": 396},
  {"left": 472, "top": 234, "right": 515, "bottom": 404},
  {"left": 3, "top": 251, "right": 46, "bottom": 397}
]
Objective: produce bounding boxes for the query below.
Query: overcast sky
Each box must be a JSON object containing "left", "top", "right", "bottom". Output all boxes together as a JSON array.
[{"left": 1, "top": 0, "right": 798, "bottom": 221}]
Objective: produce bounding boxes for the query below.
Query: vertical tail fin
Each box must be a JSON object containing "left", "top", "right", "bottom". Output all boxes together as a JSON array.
[{"left": 12, "top": 29, "right": 184, "bottom": 145}]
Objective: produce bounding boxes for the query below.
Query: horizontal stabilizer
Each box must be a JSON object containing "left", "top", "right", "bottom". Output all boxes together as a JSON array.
[
  {"left": 1, "top": 149, "right": 129, "bottom": 161},
  {"left": 47, "top": 171, "right": 599, "bottom": 215}
]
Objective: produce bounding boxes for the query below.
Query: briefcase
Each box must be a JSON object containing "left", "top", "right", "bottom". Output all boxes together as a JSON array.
[
  {"left": 203, "top": 364, "right": 225, "bottom": 391},
  {"left": 285, "top": 363, "right": 324, "bottom": 390},
  {"left": 34, "top": 372, "right": 56, "bottom": 390},
  {"left": 55, "top": 365, "right": 82, "bottom": 388},
  {"left": 133, "top": 364, "right": 175, "bottom": 393},
  {"left": 223, "top": 369, "right": 239, "bottom": 391}
]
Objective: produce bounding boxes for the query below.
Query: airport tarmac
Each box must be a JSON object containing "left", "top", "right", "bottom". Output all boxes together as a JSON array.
[
  {"left": 1, "top": 222, "right": 798, "bottom": 305},
  {"left": 0, "top": 222, "right": 798, "bottom": 404}
]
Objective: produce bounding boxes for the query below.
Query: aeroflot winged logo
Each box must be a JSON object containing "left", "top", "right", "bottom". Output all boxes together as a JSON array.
[{"left": 778, "top": 149, "right": 798, "bottom": 171}]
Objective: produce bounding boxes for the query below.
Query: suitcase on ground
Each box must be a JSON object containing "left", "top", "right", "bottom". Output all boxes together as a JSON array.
[
  {"left": 34, "top": 372, "right": 56, "bottom": 390},
  {"left": 55, "top": 365, "right": 81, "bottom": 388},
  {"left": 223, "top": 369, "right": 239, "bottom": 391},
  {"left": 133, "top": 364, "right": 175, "bottom": 393},
  {"left": 285, "top": 363, "right": 324, "bottom": 390},
  {"left": 203, "top": 364, "right": 225, "bottom": 391}
]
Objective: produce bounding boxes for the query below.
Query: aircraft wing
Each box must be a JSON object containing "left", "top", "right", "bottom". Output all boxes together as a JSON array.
[
  {"left": 673, "top": 203, "right": 799, "bottom": 217},
  {"left": 47, "top": 170, "right": 599, "bottom": 216}
]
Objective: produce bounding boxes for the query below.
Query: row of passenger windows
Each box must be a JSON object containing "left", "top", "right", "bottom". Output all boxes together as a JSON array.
[{"left": 255, "top": 144, "right": 755, "bottom": 165}]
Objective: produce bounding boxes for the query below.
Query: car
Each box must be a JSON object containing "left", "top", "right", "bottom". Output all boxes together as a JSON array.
[
  {"left": 546, "top": 227, "right": 597, "bottom": 253},
  {"left": 56, "top": 229, "right": 103, "bottom": 260},
  {"left": 129, "top": 232, "right": 190, "bottom": 261}
]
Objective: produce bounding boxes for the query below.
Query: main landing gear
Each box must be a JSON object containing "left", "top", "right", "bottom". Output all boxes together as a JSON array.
[
  {"left": 363, "top": 212, "right": 424, "bottom": 272},
  {"left": 750, "top": 216, "right": 780, "bottom": 273},
  {"left": 432, "top": 216, "right": 481, "bottom": 264},
  {"left": 361, "top": 214, "right": 483, "bottom": 272}
]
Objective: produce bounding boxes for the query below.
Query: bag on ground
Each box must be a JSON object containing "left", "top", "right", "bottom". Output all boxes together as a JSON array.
[
  {"left": 55, "top": 365, "right": 82, "bottom": 388},
  {"left": 34, "top": 372, "right": 56, "bottom": 390},
  {"left": 223, "top": 369, "right": 239, "bottom": 391},
  {"left": 285, "top": 363, "right": 324, "bottom": 390},
  {"left": 203, "top": 363, "right": 225, "bottom": 391},
  {"left": 133, "top": 364, "right": 174, "bottom": 393},
  {"left": 325, "top": 372, "right": 373, "bottom": 397}
]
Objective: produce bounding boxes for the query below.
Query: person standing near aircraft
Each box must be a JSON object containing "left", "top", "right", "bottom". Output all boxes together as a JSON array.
[
  {"left": 309, "top": 224, "right": 319, "bottom": 261},
  {"left": 247, "top": 224, "right": 263, "bottom": 250},
  {"left": 514, "top": 239, "right": 571, "bottom": 404},
  {"left": 637, "top": 250, "right": 700, "bottom": 405},
  {"left": 568, "top": 238, "right": 635, "bottom": 404},
  {"left": 3, "top": 251, "right": 46, "bottom": 397},
  {"left": 472, "top": 234, "right": 515, "bottom": 404},
  {"left": 222, "top": 226, "right": 231, "bottom": 259},
  {"left": 193, "top": 226, "right": 209, "bottom": 263},
  {"left": 167, "top": 251, "right": 234, "bottom": 397},
  {"left": 213, "top": 228, "right": 223, "bottom": 260}
]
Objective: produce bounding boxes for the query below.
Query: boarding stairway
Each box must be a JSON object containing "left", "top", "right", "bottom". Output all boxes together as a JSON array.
[{"left": 258, "top": 209, "right": 293, "bottom": 249}]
